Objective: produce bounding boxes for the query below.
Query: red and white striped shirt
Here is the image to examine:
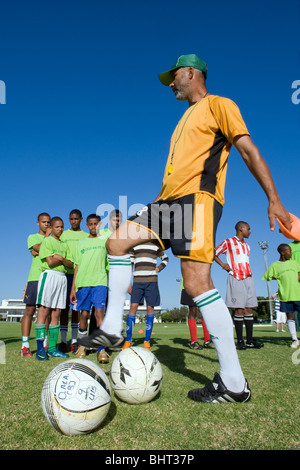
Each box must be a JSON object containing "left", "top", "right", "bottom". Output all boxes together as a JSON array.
[{"left": 215, "top": 236, "right": 252, "bottom": 280}]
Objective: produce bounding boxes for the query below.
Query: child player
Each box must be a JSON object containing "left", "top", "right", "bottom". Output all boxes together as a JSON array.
[
  {"left": 70, "top": 214, "right": 108, "bottom": 359},
  {"left": 35, "top": 217, "right": 74, "bottom": 360},
  {"left": 21, "top": 212, "right": 51, "bottom": 356},
  {"left": 122, "top": 242, "right": 168, "bottom": 351},
  {"left": 59, "top": 209, "right": 88, "bottom": 353},
  {"left": 262, "top": 244, "right": 300, "bottom": 348}
]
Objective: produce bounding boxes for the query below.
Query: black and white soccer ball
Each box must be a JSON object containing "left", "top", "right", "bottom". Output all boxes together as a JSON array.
[
  {"left": 41, "top": 359, "right": 111, "bottom": 436},
  {"left": 110, "top": 347, "right": 163, "bottom": 404}
]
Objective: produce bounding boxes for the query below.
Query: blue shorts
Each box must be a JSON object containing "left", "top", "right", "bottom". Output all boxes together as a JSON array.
[
  {"left": 73, "top": 286, "right": 107, "bottom": 311},
  {"left": 65, "top": 274, "right": 74, "bottom": 308},
  {"left": 280, "top": 301, "right": 300, "bottom": 313},
  {"left": 23, "top": 281, "right": 38, "bottom": 305},
  {"left": 131, "top": 282, "right": 160, "bottom": 307}
]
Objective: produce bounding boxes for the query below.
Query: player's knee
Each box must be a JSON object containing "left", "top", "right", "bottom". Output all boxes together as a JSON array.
[{"left": 105, "top": 237, "right": 126, "bottom": 256}]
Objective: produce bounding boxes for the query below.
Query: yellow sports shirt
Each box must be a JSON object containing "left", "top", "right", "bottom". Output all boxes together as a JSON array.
[{"left": 159, "top": 95, "right": 250, "bottom": 206}]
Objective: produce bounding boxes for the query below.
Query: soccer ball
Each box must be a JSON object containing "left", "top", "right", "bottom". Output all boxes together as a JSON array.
[
  {"left": 41, "top": 358, "right": 111, "bottom": 436},
  {"left": 110, "top": 347, "right": 163, "bottom": 404}
]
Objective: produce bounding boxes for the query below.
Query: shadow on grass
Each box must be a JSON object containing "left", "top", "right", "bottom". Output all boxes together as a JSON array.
[
  {"left": 128, "top": 335, "right": 218, "bottom": 386},
  {"left": 252, "top": 334, "right": 292, "bottom": 347}
]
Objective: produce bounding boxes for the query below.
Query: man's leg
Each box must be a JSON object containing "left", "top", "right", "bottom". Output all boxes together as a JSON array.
[
  {"left": 181, "top": 259, "right": 249, "bottom": 399},
  {"left": 233, "top": 308, "right": 246, "bottom": 348},
  {"left": 188, "top": 306, "right": 202, "bottom": 349},
  {"left": 21, "top": 304, "right": 36, "bottom": 355},
  {"left": 78, "top": 221, "right": 154, "bottom": 349}
]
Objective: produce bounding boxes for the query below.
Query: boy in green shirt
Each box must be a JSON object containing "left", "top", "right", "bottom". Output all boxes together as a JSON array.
[
  {"left": 21, "top": 212, "right": 51, "bottom": 357},
  {"left": 262, "top": 243, "right": 300, "bottom": 348},
  {"left": 289, "top": 240, "right": 300, "bottom": 330},
  {"left": 59, "top": 209, "right": 89, "bottom": 353},
  {"left": 70, "top": 214, "right": 108, "bottom": 358},
  {"left": 35, "top": 217, "right": 74, "bottom": 360}
]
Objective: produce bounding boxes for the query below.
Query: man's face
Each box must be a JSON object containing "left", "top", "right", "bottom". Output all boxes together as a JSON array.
[
  {"left": 169, "top": 67, "right": 190, "bottom": 101},
  {"left": 241, "top": 224, "right": 251, "bottom": 239},
  {"left": 38, "top": 216, "right": 51, "bottom": 234},
  {"left": 69, "top": 214, "right": 82, "bottom": 230}
]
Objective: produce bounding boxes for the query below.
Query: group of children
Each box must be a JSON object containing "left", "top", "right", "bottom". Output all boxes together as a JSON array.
[{"left": 21, "top": 209, "right": 122, "bottom": 362}]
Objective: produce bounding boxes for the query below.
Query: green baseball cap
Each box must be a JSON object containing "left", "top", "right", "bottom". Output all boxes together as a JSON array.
[{"left": 158, "top": 54, "right": 207, "bottom": 86}]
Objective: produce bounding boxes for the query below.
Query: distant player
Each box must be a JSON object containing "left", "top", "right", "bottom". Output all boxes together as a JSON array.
[
  {"left": 59, "top": 209, "right": 88, "bottom": 353},
  {"left": 215, "top": 221, "right": 263, "bottom": 350},
  {"left": 180, "top": 280, "right": 212, "bottom": 349},
  {"left": 70, "top": 214, "right": 108, "bottom": 359},
  {"left": 289, "top": 239, "right": 300, "bottom": 330},
  {"left": 272, "top": 292, "right": 286, "bottom": 332},
  {"left": 262, "top": 244, "right": 300, "bottom": 348},
  {"left": 35, "top": 217, "right": 73, "bottom": 360},
  {"left": 122, "top": 242, "right": 168, "bottom": 351},
  {"left": 21, "top": 212, "right": 51, "bottom": 357}
]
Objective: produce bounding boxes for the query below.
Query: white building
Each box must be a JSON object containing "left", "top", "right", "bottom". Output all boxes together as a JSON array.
[
  {"left": 123, "top": 299, "right": 162, "bottom": 323},
  {"left": 0, "top": 298, "right": 162, "bottom": 323},
  {"left": 0, "top": 299, "right": 29, "bottom": 322}
]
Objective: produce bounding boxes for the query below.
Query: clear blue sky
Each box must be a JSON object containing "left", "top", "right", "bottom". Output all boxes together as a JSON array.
[{"left": 0, "top": 0, "right": 299, "bottom": 309}]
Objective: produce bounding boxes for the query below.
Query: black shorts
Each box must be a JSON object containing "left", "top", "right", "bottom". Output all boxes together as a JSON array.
[
  {"left": 23, "top": 281, "right": 38, "bottom": 305},
  {"left": 128, "top": 193, "right": 222, "bottom": 263},
  {"left": 180, "top": 288, "right": 196, "bottom": 307},
  {"left": 280, "top": 301, "right": 300, "bottom": 313}
]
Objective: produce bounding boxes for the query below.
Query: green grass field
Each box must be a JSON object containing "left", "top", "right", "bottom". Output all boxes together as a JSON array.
[{"left": 0, "top": 321, "right": 299, "bottom": 450}]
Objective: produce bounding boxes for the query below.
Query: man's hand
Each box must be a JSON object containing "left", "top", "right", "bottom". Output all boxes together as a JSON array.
[{"left": 268, "top": 200, "right": 292, "bottom": 232}]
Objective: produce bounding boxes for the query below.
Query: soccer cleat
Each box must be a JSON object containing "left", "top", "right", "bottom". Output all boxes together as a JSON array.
[
  {"left": 122, "top": 340, "right": 132, "bottom": 350},
  {"left": 58, "top": 341, "right": 69, "bottom": 353},
  {"left": 47, "top": 349, "right": 69, "bottom": 358},
  {"left": 143, "top": 340, "right": 151, "bottom": 350},
  {"left": 236, "top": 340, "right": 247, "bottom": 350},
  {"left": 246, "top": 340, "right": 264, "bottom": 349},
  {"left": 21, "top": 347, "right": 32, "bottom": 357},
  {"left": 189, "top": 341, "right": 203, "bottom": 350},
  {"left": 74, "top": 345, "right": 86, "bottom": 358},
  {"left": 36, "top": 348, "right": 49, "bottom": 361},
  {"left": 188, "top": 372, "right": 251, "bottom": 404},
  {"left": 97, "top": 349, "right": 110, "bottom": 364},
  {"left": 291, "top": 340, "right": 299, "bottom": 348},
  {"left": 71, "top": 342, "right": 78, "bottom": 353},
  {"left": 203, "top": 340, "right": 214, "bottom": 348},
  {"left": 78, "top": 328, "right": 124, "bottom": 350}
]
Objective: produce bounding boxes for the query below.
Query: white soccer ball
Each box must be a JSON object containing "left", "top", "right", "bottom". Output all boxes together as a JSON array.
[
  {"left": 41, "top": 358, "right": 111, "bottom": 436},
  {"left": 110, "top": 347, "right": 163, "bottom": 404}
]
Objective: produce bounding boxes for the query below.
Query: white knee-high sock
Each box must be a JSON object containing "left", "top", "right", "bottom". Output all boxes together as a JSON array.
[
  {"left": 193, "top": 289, "right": 246, "bottom": 393},
  {"left": 101, "top": 255, "right": 132, "bottom": 336},
  {"left": 287, "top": 319, "right": 297, "bottom": 341}
]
